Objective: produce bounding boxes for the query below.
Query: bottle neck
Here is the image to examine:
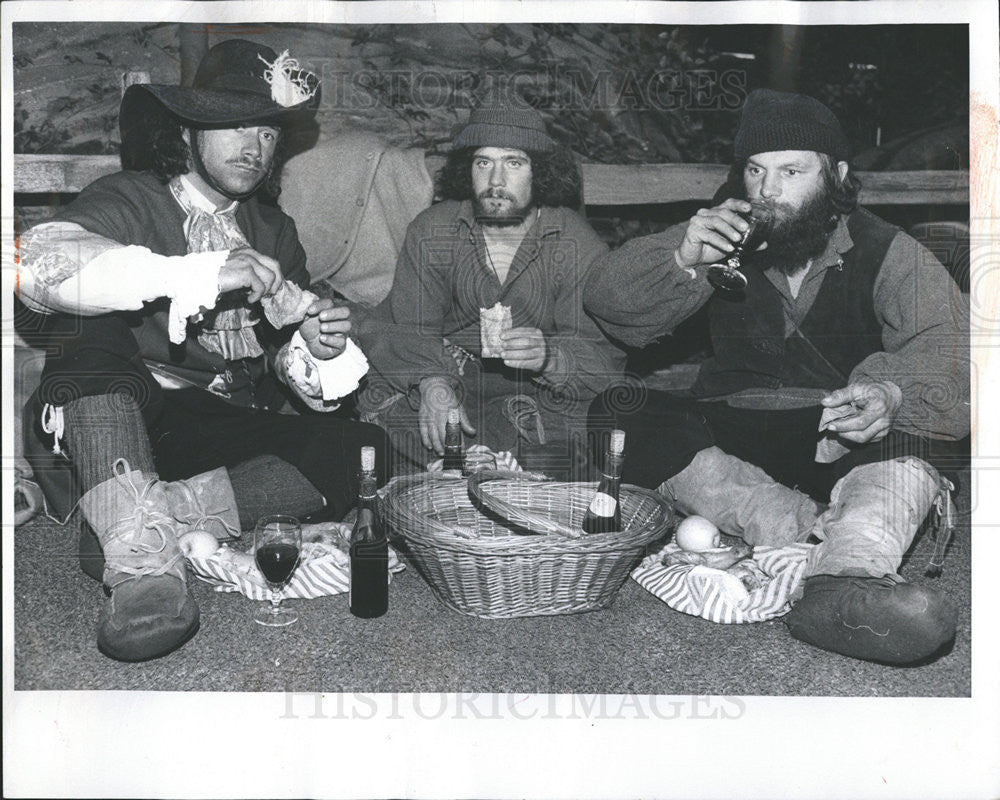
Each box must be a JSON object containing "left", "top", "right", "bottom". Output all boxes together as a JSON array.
[
  {"left": 601, "top": 451, "right": 623, "bottom": 480},
  {"left": 358, "top": 469, "right": 378, "bottom": 504},
  {"left": 444, "top": 422, "right": 462, "bottom": 448}
]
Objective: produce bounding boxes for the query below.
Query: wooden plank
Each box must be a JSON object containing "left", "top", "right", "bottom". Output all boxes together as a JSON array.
[
  {"left": 581, "top": 163, "right": 969, "bottom": 206},
  {"left": 582, "top": 163, "right": 728, "bottom": 205},
  {"left": 14, "top": 154, "right": 120, "bottom": 195},
  {"left": 13, "top": 153, "right": 969, "bottom": 206},
  {"left": 854, "top": 171, "right": 970, "bottom": 206}
]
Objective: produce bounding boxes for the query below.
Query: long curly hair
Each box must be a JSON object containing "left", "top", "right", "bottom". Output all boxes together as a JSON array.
[
  {"left": 715, "top": 154, "right": 862, "bottom": 214},
  {"left": 436, "top": 145, "right": 582, "bottom": 209},
  {"left": 134, "top": 108, "right": 287, "bottom": 200}
]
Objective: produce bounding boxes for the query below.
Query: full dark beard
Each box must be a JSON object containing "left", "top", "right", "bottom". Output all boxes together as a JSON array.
[
  {"left": 743, "top": 188, "right": 839, "bottom": 276},
  {"left": 473, "top": 190, "right": 533, "bottom": 228}
]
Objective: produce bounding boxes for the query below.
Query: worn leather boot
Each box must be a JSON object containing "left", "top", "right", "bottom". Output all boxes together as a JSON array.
[
  {"left": 785, "top": 573, "right": 957, "bottom": 664},
  {"left": 786, "top": 457, "right": 958, "bottom": 664},
  {"left": 80, "top": 459, "right": 199, "bottom": 661},
  {"left": 661, "top": 446, "right": 825, "bottom": 547}
]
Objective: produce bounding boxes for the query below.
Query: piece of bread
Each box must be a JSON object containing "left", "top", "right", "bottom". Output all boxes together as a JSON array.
[{"left": 480, "top": 302, "right": 512, "bottom": 357}]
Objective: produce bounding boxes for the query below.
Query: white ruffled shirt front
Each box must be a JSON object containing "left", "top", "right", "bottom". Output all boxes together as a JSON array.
[{"left": 16, "top": 175, "right": 369, "bottom": 407}]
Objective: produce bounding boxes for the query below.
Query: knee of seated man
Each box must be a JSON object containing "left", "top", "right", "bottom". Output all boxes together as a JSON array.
[
  {"left": 308, "top": 417, "right": 392, "bottom": 482},
  {"left": 39, "top": 364, "right": 163, "bottom": 424}
]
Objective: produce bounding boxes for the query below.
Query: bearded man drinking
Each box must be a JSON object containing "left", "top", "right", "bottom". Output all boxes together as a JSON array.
[{"left": 585, "top": 89, "right": 970, "bottom": 665}]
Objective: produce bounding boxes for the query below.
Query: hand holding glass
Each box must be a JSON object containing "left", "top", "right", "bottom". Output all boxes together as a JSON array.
[
  {"left": 253, "top": 515, "right": 301, "bottom": 627},
  {"left": 706, "top": 202, "right": 772, "bottom": 292}
]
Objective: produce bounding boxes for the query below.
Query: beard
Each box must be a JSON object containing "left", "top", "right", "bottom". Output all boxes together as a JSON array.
[
  {"left": 473, "top": 188, "right": 534, "bottom": 227},
  {"left": 743, "top": 185, "right": 840, "bottom": 275}
]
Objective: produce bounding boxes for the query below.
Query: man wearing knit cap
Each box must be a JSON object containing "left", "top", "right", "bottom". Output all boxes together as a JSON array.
[
  {"left": 585, "top": 89, "right": 969, "bottom": 665},
  {"left": 359, "top": 95, "right": 624, "bottom": 477},
  {"left": 17, "top": 40, "right": 388, "bottom": 661}
]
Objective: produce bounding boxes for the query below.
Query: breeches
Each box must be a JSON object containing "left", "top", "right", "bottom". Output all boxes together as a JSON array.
[
  {"left": 588, "top": 386, "right": 968, "bottom": 502},
  {"left": 31, "top": 314, "right": 389, "bottom": 520}
]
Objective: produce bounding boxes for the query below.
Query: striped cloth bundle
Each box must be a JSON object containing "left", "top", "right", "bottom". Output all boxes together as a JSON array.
[
  {"left": 186, "top": 526, "right": 405, "bottom": 601},
  {"left": 631, "top": 542, "right": 814, "bottom": 624}
]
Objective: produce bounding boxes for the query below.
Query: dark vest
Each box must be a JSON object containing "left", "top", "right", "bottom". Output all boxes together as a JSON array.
[{"left": 691, "top": 208, "right": 898, "bottom": 397}]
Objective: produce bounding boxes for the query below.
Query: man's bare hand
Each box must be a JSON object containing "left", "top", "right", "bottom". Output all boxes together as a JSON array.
[
  {"left": 820, "top": 381, "right": 903, "bottom": 444},
  {"left": 217, "top": 247, "right": 284, "bottom": 303},
  {"left": 418, "top": 376, "right": 476, "bottom": 455},
  {"left": 674, "top": 198, "right": 755, "bottom": 269},
  {"left": 500, "top": 326, "right": 548, "bottom": 372},
  {"left": 299, "top": 299, "right": 351, "bottom": 360}
]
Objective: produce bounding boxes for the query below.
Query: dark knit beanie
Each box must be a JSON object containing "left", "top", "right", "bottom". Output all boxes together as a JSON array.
[
  {"left": 452, "top": 96, "right": 555, "bottom": 153},
  {"left": 734, "top": 89, "right": 850, "bottom": 161}
]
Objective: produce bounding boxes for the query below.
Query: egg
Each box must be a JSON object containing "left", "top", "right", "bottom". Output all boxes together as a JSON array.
[
  {"left": 674, "top": 515, "right": 721, "bottom": 552},
  {"left": 178, "top": 530, "right": 220, "bottom": 559}
]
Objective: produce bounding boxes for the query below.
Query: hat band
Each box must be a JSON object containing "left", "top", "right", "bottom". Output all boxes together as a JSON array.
[{"left": 197, "top": 73, "right": 268, "bottom": 96}]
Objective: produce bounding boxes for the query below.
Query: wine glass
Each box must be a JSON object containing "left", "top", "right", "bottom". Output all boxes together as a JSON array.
[
  {"left": 706, "top": 202, "right": 773, "bottom": 292},
  {"left": 253, "top": 514, "right": 302, "bottom": 627}
]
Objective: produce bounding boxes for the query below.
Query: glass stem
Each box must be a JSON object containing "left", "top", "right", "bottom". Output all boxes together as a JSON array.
[{"left": 270, "top": 587, "right": 281, "bottom": 615}]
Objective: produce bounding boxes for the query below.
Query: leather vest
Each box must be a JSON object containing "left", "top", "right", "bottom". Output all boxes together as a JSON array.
[{"left": 691, "top": 208, "right": 897, "bottom": 397}]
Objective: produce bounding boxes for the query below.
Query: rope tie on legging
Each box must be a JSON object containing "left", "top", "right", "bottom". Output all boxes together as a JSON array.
[
  {"left": 41, "top": 403, "right": 65, "bottom": 455},
  {"left": 168, "top": 477, "right": 241, "bottom": 539},
  {"left": 925, "top": 476, "right": 956, "bottom": 577}
]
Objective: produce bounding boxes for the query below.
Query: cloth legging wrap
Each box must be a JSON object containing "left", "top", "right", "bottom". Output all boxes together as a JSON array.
[{"left": 35, "top": 313, "right": 389, "bottom": 522}]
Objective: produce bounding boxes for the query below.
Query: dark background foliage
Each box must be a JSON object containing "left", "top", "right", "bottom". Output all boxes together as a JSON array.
[{"left": 14, "top": 22, "right": 968, "bottom": 166}]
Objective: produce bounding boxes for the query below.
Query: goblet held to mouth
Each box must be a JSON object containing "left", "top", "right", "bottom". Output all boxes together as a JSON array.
[{"left": 705, "top": 203, "right": 773, "bottom": 293}]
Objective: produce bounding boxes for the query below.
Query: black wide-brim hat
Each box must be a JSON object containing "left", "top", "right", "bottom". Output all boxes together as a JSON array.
[{"left": 121, "top": 38, "right": 320, "bottom": 134}]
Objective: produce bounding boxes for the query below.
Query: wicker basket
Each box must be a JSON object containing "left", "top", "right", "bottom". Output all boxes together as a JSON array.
[{"left": 382, "top": 470, "right": 673, "bottom": 618}]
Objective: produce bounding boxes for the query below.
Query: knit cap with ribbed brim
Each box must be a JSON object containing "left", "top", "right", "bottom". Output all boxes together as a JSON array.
[
  {"left": 734, "top": 89, "right": 850, "bottom": 162},
  {"left": 451, "top": 100, "right": 555, "bottom": 153}
]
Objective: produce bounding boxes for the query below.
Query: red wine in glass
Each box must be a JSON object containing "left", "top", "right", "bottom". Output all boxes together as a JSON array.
[
  {"left": 256, "top": 542, "right": 300, "bottom": 584},
  {"left": 253, "top": 515, "right": 301, "bottom": 627},
  {"left": 706, "top": 202, "right": 772, "bottom": 292}
]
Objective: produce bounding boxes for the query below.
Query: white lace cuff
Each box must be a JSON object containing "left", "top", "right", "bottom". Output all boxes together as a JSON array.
[
  {"left": 262, "top": 281, "right": 317, "bottom": 329},
  {"left": 284, "top": 330, "right": 370, "bottom": 405},
  {"left": 157, "top": 251, "right": 229, "bottom": 344}
]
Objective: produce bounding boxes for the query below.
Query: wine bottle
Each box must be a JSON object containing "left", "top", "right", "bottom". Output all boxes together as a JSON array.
[
  {"left": 582, "top": 429, "right": 625, "bottom": 534},
  {"left": 443, "top": 406, "right": 464, "bottom": 473},
  {"left": 349, "top": 446, "right": 388, "bottom": 618}
]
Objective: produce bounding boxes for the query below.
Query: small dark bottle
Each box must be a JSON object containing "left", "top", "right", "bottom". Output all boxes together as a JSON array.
[
  {"left": 582, "top": 429, "right": 625, "bottom": 534},
  {"left": 350, "top": 446, "right": 388, "bottom": 618},
  {"left": 443, "top": 406, "right": 464, "bottom": 473}
]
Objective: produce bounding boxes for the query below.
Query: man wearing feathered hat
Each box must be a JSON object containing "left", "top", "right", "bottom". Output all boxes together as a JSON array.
[
  {"left": 358, "top": 93, "right": 625, "bottom": 477},
  {"left": 17, "top": 39, "right": 386, "bottom": 661},
  {"left": 585, "top": 89, "right": 970, "bottom": 665}
]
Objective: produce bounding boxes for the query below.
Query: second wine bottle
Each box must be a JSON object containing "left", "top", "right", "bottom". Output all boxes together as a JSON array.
[{"left": 349, "top": 445, "right": 388, "bottom": 618}]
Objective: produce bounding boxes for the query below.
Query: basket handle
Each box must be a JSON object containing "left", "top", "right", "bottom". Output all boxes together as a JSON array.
[{"left": 466, "top": 470, "right": 582, "bottom": 538}]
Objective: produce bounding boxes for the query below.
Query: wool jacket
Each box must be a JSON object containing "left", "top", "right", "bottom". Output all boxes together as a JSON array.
[
  {"left": 362, "top": 199, "right": 625, "bottom": 412},
  {"left": 26, "top": 170, "right": 310, "bottom": 410},
  {"left": 584, "top": 208, "right": 970, "bottom": 441}
]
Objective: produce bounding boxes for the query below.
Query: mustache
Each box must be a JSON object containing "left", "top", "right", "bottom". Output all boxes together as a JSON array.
[
  {"left": 229, "top": 158, "right": 263, "bottom": 170},
  {"left": 478, "top": 188, "right": 515, "bottom": 201}
]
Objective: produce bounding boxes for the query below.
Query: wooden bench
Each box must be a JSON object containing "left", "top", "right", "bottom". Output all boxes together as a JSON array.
[{"left": 13, "top": 153, "right": 969, "bottom": 207}]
